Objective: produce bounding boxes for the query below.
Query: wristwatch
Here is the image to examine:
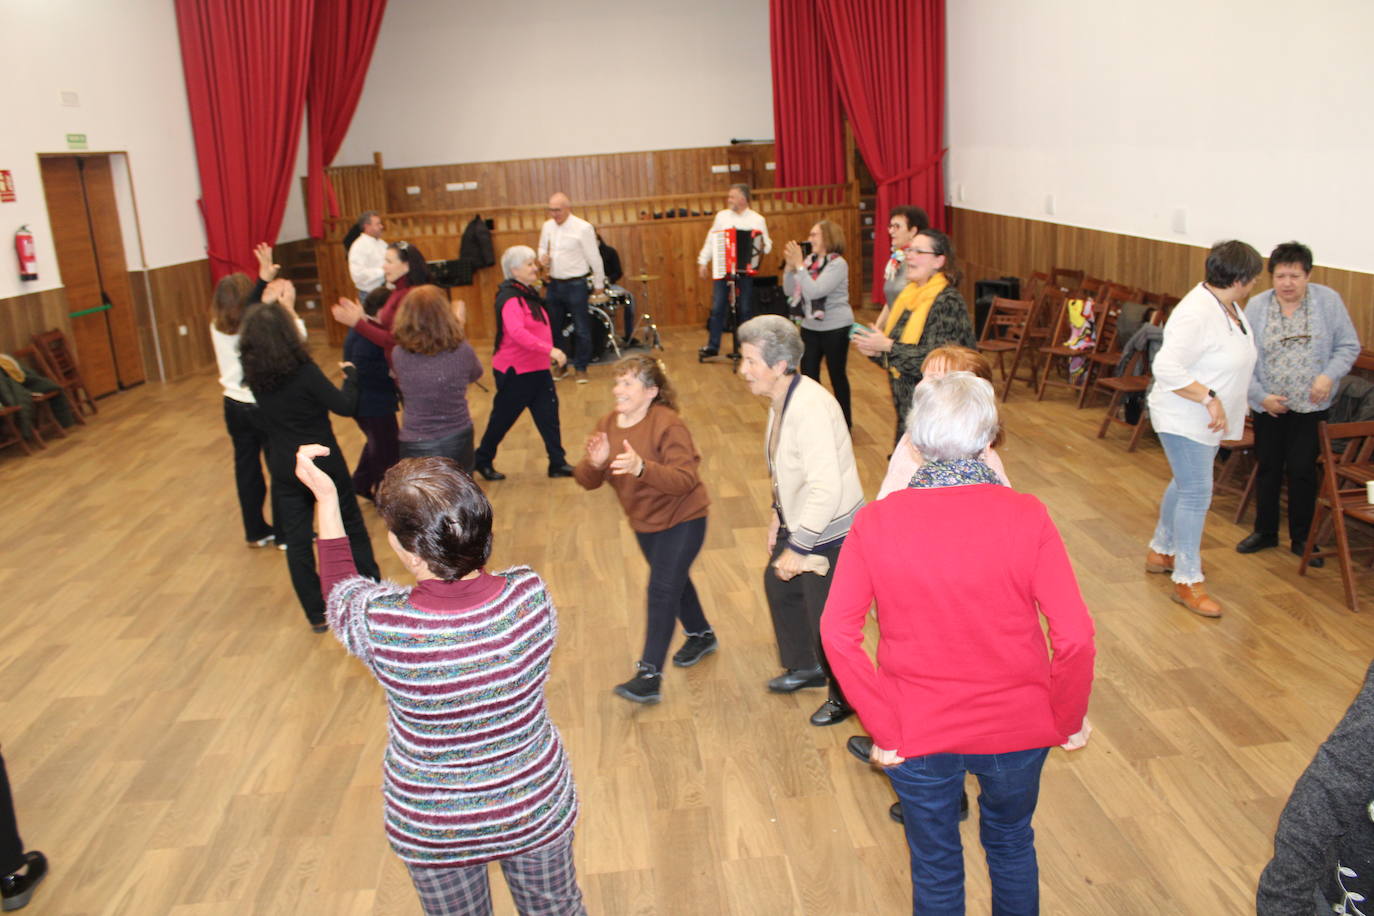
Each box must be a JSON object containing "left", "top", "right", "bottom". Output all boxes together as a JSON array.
[{"left": 1202, "top": 388, "right": 1216, "bottom": 405}]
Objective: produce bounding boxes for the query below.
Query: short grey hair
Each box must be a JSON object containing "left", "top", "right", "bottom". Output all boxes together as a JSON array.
[
  {"left": 730, "top": 183, "right": 752, "bottom": 202},
  {"left": 358, "top": 209, "right": 379, "bottom": 226},
  {"left": 738, "top": 315, "right": 802, "bottom": 373},
  {"left": 907, "top": 372, "right": 999, "bottom": 461},
  {"left": 500, "top": 245, "right": 536, "bottom": 280}
]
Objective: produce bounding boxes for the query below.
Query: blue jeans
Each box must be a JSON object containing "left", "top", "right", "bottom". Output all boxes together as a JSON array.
[
  {"left": 1151, "top": 432, "right": 1219, "bottom": 584},
  {"left": 547, "top": 277, "right": 592, "bottom": 370},
  {"left": 886, "top": 747, "right": 1050, "bottom": 915},
  {"left": 706, "top": 276, "right": 755, "bottom": 351}
]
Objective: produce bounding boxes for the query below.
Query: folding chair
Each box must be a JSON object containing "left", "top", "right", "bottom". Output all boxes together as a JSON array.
[
  {"left": 977, "top": 296, "right": 1042, "bottom": 402},
  {"left": 1301, "top": 420, "right": 1374, "bottom": 611},
  {"left": 30, "top": 329, "right": 97, "bottom": 418}
]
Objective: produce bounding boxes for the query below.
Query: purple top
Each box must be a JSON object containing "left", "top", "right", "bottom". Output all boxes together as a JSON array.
[{"left": 392, "top": 342, "right": 484, "bottom": 442}]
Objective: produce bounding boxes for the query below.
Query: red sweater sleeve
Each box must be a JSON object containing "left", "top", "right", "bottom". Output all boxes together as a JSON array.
[
  {"left": 318, "top": 536, "right": 358, "bottom": 606},
  {"left": 820, "top": 516, "right": 902, "bottom": 748},
  {"left": 1031, "top": 510, "right": 1096, "bottom": 737}
]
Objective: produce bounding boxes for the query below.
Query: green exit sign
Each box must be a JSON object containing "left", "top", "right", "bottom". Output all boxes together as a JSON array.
[{"left": 66, "top": 133, "right": 87, "bottom": 150}]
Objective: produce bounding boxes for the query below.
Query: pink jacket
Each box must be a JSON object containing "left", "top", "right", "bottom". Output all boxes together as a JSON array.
[{"left": 493, "top": 297, "right": 555, "bottom": 374}]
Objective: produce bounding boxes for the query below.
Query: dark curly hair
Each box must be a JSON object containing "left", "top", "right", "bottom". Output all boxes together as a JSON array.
[
  {"left": 239, "top": 303, "right": 313, "bottom": 396},
  {"left": 377, "top": 457, "right": 493, "bottom": 581}
]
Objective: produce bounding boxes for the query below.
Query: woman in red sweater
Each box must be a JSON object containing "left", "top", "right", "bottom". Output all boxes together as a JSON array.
[
  {"left": 573, "top": 356, "right": 715, "bottom": 703},
  {"left": 820, "top": 372, "right": 1095, "bottom": 914},
  {"left": 330, "top": 240, "right": 433, "bottom": 362}
]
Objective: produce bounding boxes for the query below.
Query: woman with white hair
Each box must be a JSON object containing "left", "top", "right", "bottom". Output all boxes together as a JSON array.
[
  {"left": 821, "top": 372, "right": 1096, "bottom": 913},
  {"left": 474, "top": 246, "right": 574, "bottom": 480}
]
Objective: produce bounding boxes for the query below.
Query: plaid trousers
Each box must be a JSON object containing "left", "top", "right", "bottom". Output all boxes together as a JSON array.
[{"left": 406, "top": 831, "right": 585, "bottom": 916}]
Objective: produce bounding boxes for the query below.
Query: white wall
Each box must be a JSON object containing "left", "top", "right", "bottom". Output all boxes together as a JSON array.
[
  {"left": 946, "top": 0, "right": 1374, "bottom": 273},
  {"left": 0, "top": 0, "right": 210, "bottom": 300},
  {"left": 335, "top": 0, "right": 775, "bottom": 168}
]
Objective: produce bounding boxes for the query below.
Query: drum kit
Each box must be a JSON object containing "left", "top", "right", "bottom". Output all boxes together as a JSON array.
[{"left": 560, "top": 272, "right": 663, "bottom": 361}]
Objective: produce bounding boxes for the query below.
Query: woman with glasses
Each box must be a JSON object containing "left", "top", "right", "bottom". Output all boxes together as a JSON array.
[
  {"left": 853, "top": 228, "right": 977, "bottom": 446},
  {"left": 875, "top": 206, "right": 929, "bottom": 330},
  {"left": 1145, "top": 240, "right": 1262, "bottom": 618},
  {"left": 1236, "top": 242, "right": 1359, "bottom": 566}
]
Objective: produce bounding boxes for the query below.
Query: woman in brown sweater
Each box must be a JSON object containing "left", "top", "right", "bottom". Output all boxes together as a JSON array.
[{"left": 574, "top": 356, "right": 715, "bottom": 704}]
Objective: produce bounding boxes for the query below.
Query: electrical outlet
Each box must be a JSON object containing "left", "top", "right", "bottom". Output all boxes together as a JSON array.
[
  {"left": 957, "top": 184, "right": 967, "bottom": 202},
  {"left": 710, "top": 165, "right": 729, "bottom": 174},
  {"left": 304, "top": 299, "right": 318, "bottom": 310},
  {"left": 406, "top": 185, "right": 421, "bottom": 195},
  {"left": 1045, "top": 194, "right": 1056, "bottom": 216},
  {"left": 765, "top": 162, "right": 776, "bottom": 170},
  {"left": 178, "top": 324, "right": 188, "bottom": 336},
  {"left": 445, "top": 182, "right": 463, "bottom": 191},
  {"left": 729, "top": 164, "right": 741, "bottom": 172},
  {"left": 464, "top": 181, "right": 478, "bottom": 190}
]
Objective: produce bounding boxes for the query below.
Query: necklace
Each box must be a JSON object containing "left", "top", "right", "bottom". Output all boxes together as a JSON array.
[{"left": 1204, "top": 285, "right": 1247, "bottom": 335}]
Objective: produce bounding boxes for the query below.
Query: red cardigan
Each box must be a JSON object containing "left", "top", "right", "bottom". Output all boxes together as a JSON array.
[{"left": 820, "top": 483, "right": 1095, "bottom": 757}]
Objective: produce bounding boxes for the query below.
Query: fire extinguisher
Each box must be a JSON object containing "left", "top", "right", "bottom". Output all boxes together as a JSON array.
[{"left": 15, "top": 226, "right": 38, "bottom": 282}]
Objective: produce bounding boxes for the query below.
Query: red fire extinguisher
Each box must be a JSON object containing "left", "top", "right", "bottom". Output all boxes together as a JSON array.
[{"left": 15, "top": 226, "right": 38, "bottom": 282}]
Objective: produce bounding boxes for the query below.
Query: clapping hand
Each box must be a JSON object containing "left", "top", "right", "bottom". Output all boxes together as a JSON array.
[
  {"left": 782, "top": 239, "right": 804, "bottom": 271},
  {"left": 586, "top": 431, "right": 611, "bottom": 469},
  {"left": 609, "top": 439, "right": 644, "bottom": 477},
  {"left": 254, "top": 242, "right": 279, "bottom": 283},
  {"left": 332, "top": 297, "right": 364, "bottom": 328}
]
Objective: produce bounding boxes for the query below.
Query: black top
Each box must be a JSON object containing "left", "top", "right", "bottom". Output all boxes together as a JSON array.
[
  {"left": 343, "top": 328, "right": 398, "bottom": 417},
  {"left": 254, "top": 362, "right": 359, "bottom": 475},
  {"left": 599, "top": 240, "right": 623, "bottom": 285}
]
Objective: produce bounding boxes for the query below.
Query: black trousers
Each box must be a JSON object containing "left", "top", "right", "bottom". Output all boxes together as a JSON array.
[
  {"left": 0, "top": 751, "right": 22, "bottom": 876},
  {"left": 271, "top": 448, "right": 379, "bottom": 625},
  {"left": 800, "top": 326, "right": 852, "bottom": 428},
  {"left": 352, "top": 412, "right": 400, "bottom": 499},
  {"left": 224, "top": 397, "right": 276, "bottom": 542},
  {"left": 1252, "top": 408, "right": 1329, "bottom": 547},
  {"left": 474, "top": 369, "right": 566, "bottom": 469},
  {"left": 890, "top": 373, "right": 919, "bottom": 448},
  {"left": 400, "top": 425, "right": 475, "bottom": 474},
  {"left": 633, "top": 516, "right": 711, "bottom": 670},
  {"left": 764, "top": 533, "right": 847, "bottom": 705},
  {"left": 546, "top": 277, "right": 592, "bottom": 371}
]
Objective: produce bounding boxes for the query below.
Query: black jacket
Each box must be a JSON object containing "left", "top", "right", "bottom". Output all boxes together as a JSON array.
[{"left": 460, "top": 216, "right": 495, "bottom": 268}]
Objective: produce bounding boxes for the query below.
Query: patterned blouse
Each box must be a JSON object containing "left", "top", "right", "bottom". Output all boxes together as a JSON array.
[{"left": 1260, "top": 294, "right": 1321, "bottom": 413}]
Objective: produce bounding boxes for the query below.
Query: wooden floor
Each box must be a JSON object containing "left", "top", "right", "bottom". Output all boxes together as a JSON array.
[{"left": 3, "top": 324, "right": 1373, "bottom": 915}]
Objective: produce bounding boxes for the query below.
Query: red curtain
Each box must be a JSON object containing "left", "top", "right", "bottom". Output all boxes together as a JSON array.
[
  {"left": 769, "top": 0, "right": 846, "bottom": 195},
  {"left": 306, "top": 0, "right": 388, "bottom": 238},
  {"left": 176, "top": 0, "right": 315, "bottom": 280},
  {"left": 816, "top": 0, "right": 947, "bottom": 302}
]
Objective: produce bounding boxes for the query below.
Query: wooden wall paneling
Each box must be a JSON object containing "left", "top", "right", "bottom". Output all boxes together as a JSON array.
[
  {"left": 80, "top": 156, "right": 146, "bottom": 387},
  {"left": 0, "top": 287, "right": 72, "bottom": 360},
  {"left": 129, "top": 259, "right": 214, "bottom": 382},
  {"left": 38, "top": 156, "right": 118, "bottom": 397},
  {"left": 952, "top": 207, "right": 1374, "bottom": 347}
]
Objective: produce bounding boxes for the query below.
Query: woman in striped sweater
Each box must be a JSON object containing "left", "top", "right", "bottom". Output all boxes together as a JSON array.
[{"left": 293, "top": 446, "right": 584, "bottom": 916}]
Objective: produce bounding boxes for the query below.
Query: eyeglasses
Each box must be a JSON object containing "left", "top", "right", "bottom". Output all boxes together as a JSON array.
[{"left": 908, "top": 248, "right": 937, "bottom": 256}]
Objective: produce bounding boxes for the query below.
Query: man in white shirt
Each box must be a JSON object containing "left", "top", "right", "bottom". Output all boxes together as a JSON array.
[
  {"left": 697, "top": 184, "right": 772, "bottom": 358},
  {"left": 348, "top": 210, "right": 387, "bottom": 299},
  {"left": 538, "top": 192, "right": 604, "bottom": 382}
]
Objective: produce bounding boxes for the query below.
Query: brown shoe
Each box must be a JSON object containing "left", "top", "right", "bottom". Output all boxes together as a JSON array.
[
  {"left": 1171, "top": 582, "right": 1222, "bottom": 618},
  {"left": 1145, "top": 550, "right": 1174, "bottom": 573}
]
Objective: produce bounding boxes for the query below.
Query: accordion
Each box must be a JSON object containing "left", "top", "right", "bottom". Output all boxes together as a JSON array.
[{"left": 711, "top": 228, "right": 763, "bottom": 280}]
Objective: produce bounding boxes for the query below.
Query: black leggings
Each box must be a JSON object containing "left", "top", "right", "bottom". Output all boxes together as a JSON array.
[
  {"left": 800, "top": 326, "right": 852, "bottom": 428},
  {"left": 633, "top": 516, "right": 711, "bottom": 670}
]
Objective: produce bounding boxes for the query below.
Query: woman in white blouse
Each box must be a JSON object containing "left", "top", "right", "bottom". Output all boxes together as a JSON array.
[{"left": 1145, "top": 240, "right": 1262, "bottom": 618}]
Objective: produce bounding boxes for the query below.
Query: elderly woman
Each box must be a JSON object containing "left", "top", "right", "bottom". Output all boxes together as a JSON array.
[
  {"left": 392, "top": 284, "right": 484, "bottom": 472},
  {"left": 574, "top": 356, "right": 714, "bottom": 704},
  {"left": 474, "top": 246, "right": 573, "bottom": 481},
  {"left": 821, "top": 372, "right": 1095, "bottom": 913},
  {"left": 238, "top": 291, "right": 379, "bottom": 631},
  {"left": 1146, "top": 240, "right": 1262, "bottom": 618},
  {"left": 876, "top": 205, "right": 930, "bottom": 329},
  {"left": 331, "top": 240, "right": 434, "bottom": 362},
  {"left": 853, "top": 228, "right": 977, "bottom": 446},
  {"left": 738, "top": 315, "right": 864, "bottom": 728},
  {"left": 293, "top": 449, "right": 584, "bottom": 915},
  {"left": 784, "top": 219, "right": 854, "bottom": 427},
  {"left": 1236, "top": 242, "right": 1359, "bottom": 566}
]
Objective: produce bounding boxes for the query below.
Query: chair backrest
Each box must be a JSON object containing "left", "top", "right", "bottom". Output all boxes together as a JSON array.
[
  {"left": 978, "top": 297, "right": 1038, "bottom": 346},
  {"left": 1318, "top": 420, "right": 1374, "bottom": 499},
  {"left": 1022, "top": 272, "right": 1049, "bottom": 303},
  {"left": 1050, "top": 267, "right": 1084, "bottom": 291},
  {"left": 1043, "top": 287, "right": 1075, "bottom": 345},
  {"left": 30, "top": 329, "right": 84, "bottom": 387},
  {"left": 1077, "top": 276, "right": 1110, "bottom": 300}
]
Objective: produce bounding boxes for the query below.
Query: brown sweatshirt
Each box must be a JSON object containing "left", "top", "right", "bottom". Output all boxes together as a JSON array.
[{"left": 573, "top": 403, "right": 710, "bottom": 532}]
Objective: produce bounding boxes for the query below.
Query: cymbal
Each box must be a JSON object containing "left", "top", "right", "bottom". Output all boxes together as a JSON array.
[{"left": 632, "top": 273, "right": 662, "bottom": 282}]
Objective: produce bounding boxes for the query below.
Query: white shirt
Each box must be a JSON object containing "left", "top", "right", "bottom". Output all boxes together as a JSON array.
[
  {"left": 212, "top": 315, "right": 308, "bottom": 403},
  {"left": 697, "top": 207, "right": 773, "bottom": 266},
  {"left": 1147, "top": 283, "right": 1257, "bottom": 445},
  {"left": 538, "top": 214, "right": 604, "bottom": 286},
  {"left": 348, "top": 233, "right": 387, "bottom": 295}
]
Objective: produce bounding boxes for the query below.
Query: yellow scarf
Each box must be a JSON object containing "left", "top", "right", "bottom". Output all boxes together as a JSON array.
[{"left": 883, "top": 272, "right": 948, "bottom": 345}]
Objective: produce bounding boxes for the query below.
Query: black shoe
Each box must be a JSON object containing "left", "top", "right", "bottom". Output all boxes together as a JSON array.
[
  {"left": 767, "top": 666, "right": 826, "bottom": 693},
  {"left": 614, "top": 663, "right": 662, "bottom": 704},
  {"left": 887, "top": 792, "right": 969, "bottom": 825},
  {"left": 698, "top": 346, "right": 719, "bottom": 361},
  {"left": 1294, "top": 542, "right": 1325, "bottom": 568},
  {"left": 1236, "top": 532, "right": 1279, "bottom": 553},
  {"left": 672, "top": 631, "right": 718, "bottom": 667},
  {"left": 547, "top": 463, "right": 575, "bottom": 478},
  {"left": 810, "top": 698, "right": 854, "bottom": 727},
  {"left": 846, "top": 735, "right": 874, "bottom": 764},
  {"left": 310, "top": 622, "right": 329, "bottom": 634},
  {"left": 1, "top": 851, "right": 47, "bottom": 911},
  {"left": 475, "top": 464, "right": 506, "bottom": 481}
]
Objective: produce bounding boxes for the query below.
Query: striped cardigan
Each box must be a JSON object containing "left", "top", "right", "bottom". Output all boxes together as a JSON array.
[{"left": 320, "top": 538, "right": 578, "bottom": 866}]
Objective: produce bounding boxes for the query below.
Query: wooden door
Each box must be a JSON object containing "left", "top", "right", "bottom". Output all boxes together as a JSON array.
[
  {"left": 39, "top": 156, "right": 118, "bottom": 397},
  {"left": 79, "top": 157, "right": 145, "bottom": 386}
]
